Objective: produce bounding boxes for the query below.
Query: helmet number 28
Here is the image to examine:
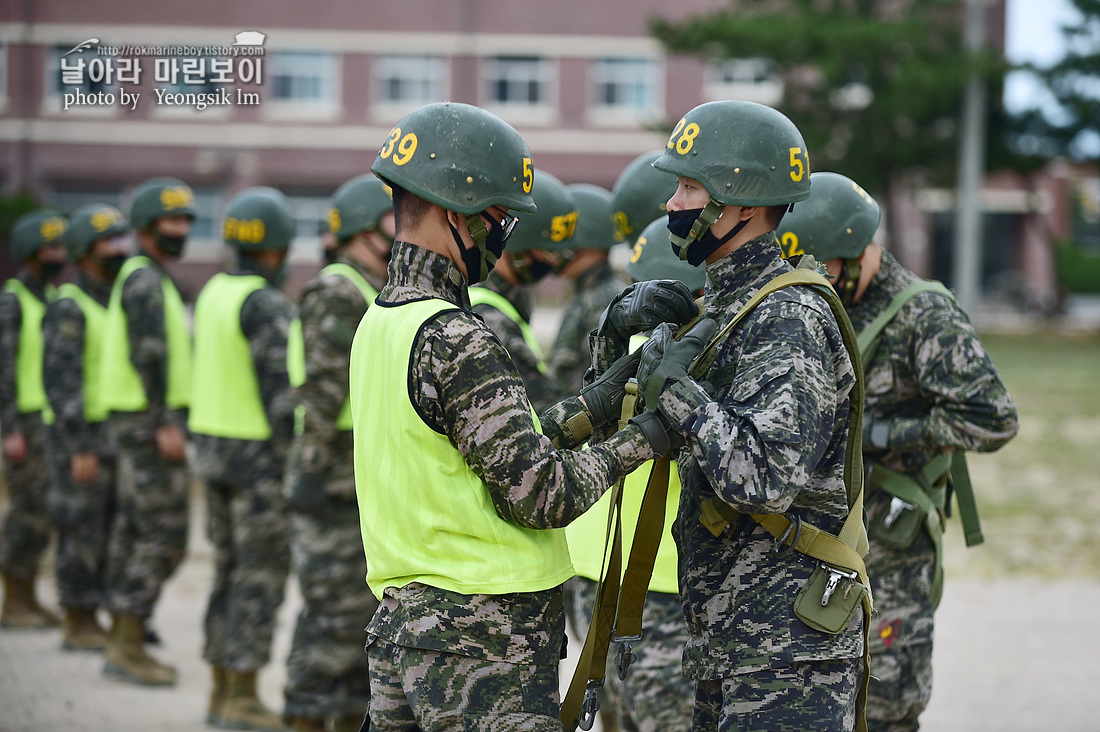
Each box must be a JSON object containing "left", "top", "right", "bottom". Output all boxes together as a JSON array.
[
  {"left": 668, "top": 117, "right": 701, "bottom": 155},
  {"left": 789, "top": 147, "right": 808, "bottom": 182},
  {"left": 379, "top": 127, "right": 419, "bottom": 166}
]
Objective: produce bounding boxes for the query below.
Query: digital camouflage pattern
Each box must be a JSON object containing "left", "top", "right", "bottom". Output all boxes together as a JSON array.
[
  {"left": 0, "top": 272, "right": 53, "bottom": 579},
  {"left": 566, "top": 577, "right": 693, "bottom": 732},
  {"left": 284, "top": 254, "right": 382, "bottom": 720},
  {"left": 362, "top": 241, "right": 657, "bottom": 727},
  {"left": 42, "top": 271, "right": 116, "bottom": 609},
  {"left": 104, "top": 257, "right": 190, "bottom": 617},
  {"left": 191, "top": 269, "right": 294, "bottom": 672},
  {"left": 546, "top": 261, "right": 628, "bottom": 396},
  {"left": 849, "top": 250, "right": 1018, "bottom": 731},
  {"left": 470, "top": 271, "right": 561, "bottom": 413},
  {"left": 589, "top": 234, "right": 863, "bottom": 723}
]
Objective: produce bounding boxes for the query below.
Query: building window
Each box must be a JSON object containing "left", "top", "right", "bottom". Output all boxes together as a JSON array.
[
  {"left": 375, "top": 55, "right": 444, "bottom": 105},
  {"left": 703, "top": 58, "right": 784, "bottom": 106},
  {"left": 270, "top": 52, "right": 338, "bottom": 104},
  {"left": 488, "top": 56, "right": 550, "bottom": 106},
  {"left": 591, "top": 58, "right": 657, "bottom": 111}
]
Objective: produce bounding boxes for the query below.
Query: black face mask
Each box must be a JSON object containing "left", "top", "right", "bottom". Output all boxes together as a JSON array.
[
  {"left": 155, "top": 232, "right": 188, "bottom": 258},
  {"left": 39, "top": 261, "right": 65, "bottom": 283},
  {"left": 98, "top": 254, "right": 129, "bottom": 276},
  {"left": 452, "top": 214, "right": 507, "bottom": 284},
  {"left": 515, "top": 256, "right": 555, "bottom": 285},
  {"left": 667, "top": 207, "right": 749, "bottom": 267}
]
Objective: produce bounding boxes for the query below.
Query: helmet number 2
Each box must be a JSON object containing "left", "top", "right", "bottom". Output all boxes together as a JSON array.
[
  {"left": 789, "top": 147, "right": 807, "bottom": 182},
  {"left": 780, "top": 232, "right": 804, "bottom": 258},
  {"left": 668, "top": 117, "right": 701, "bottom": 155},
  {"left": 379, "top": 127, "right": 419, "bottom": 166}
]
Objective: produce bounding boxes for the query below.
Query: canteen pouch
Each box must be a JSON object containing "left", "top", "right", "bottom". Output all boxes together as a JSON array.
[
  {"left": 868, "top": 501, "right": 924, "bottom": 550},
  {"left": 794, "top": 563, "right": 867, "bottom": 635}
]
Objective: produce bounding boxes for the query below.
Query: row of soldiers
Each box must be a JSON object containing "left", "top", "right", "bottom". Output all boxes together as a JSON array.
[{"left": 0, "top": 98, "right": 1019, "bottom": 732}]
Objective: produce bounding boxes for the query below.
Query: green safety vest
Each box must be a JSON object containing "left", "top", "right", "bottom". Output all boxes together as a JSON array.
[
  {"left": 56, "top": 282, "right": 109, "bottom": 424},
  {"left": 100, "top": 256, "right": 192, "bottom": 413},
  {"left": 188, "top": 273, "right": 272, "bottom": 440},
  {"left": 350, "top": 296, "right": 574, "bottom": 600},
  {"left": 287, "top": 262, "right": 378, "bottom": 431},
  {"left": 2, "top": 279, "right": 54, "bottom": 421},
  {"left": 468, "top": 286, "right": 548, "bottom": 373}
]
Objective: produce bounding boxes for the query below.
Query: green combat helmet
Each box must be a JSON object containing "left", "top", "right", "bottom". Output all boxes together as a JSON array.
[
  {"left": 223, "top": 187, "right": 296, "bottom": 252},
  {"left": 65, "top": 204, "right": 128, "bottom": 260},
  {"left": 505, "top": 169, "right": 576, "bottom": 255},
  {"left": 128, "top": 176, "right": 196, "bottom": 231},
  {"left": 627, "top": 215, "right": 707, "bottom": 294},
  {"left": 610, "top": 150, "right": 678, "bottom": 244},
  {"left": 328, "top": 174, "right": 394, "bottom": 242},
  {"left": 10, "top": 209, "right": 67, "bottom": 262},
  {"left": 652, "top": 100, "right": 811, "bottom": 262},
  {"left": 776, "top": 171, "right": 881, "bottom": 304},
  {"left": 370, "top": 102, "right": 536, "bottom": 283},
  {"left": 566, "top": 184, "right": 615, "bottom": 251}
]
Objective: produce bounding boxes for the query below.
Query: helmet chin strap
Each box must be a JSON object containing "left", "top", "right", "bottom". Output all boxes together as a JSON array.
[
  {"left": 837, "top": 258, "right": 862, "bottom": 307},
  {"left": 671, "top": 199, "right": 725, "bottom": 262}
]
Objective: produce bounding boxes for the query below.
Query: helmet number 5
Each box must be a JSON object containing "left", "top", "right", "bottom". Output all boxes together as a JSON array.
[
  {"left": 522, "top": 157, "right": 534, "bottom": 193},
  {"left": 789, "top": 147, "right": 807, "bottom": 182}
]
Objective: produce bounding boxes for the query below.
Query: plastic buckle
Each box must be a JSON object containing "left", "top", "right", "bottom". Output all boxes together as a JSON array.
[
  {"left": 612, "top": 632, "right": 643, "bottom": 680},
  {"left": 774, "top": 514, "right": 802, "bottom": 557},
  {"left": 578, "top": 681, "right": 603, "bottom": 730}
]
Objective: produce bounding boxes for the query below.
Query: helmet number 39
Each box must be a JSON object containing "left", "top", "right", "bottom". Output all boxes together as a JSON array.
[
  {"left": 379, "top": 127, "right": 419, "bottom": 166},
  {"left": 668, "top": 117, "right": 701, "bottom": 155}
]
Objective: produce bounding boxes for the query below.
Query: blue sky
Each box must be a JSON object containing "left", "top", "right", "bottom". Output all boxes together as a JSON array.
[{"left": 1003, "top": 0, "right": 1081, "bottom": 113}]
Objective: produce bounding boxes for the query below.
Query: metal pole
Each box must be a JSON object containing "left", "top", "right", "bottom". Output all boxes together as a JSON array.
[{"left": 952, "top": 0, "right": 988, "bottom": 316}]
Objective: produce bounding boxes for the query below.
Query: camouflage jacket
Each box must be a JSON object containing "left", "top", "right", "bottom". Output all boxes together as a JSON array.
[
  {"left": 190, "top": 266, "right": 295, "bottom": 484},
  {"left": 42, "top": 271, "right": 114, "bottom": 456},
  {"left": 0, "top": 270, "right": 51, "bottom": 434},
  {"left": 364, "top": 241, "right": 655, "bottom": 666},
  {"left": 292, "top": 254, "right": 383, "bottom": 492},
  {"left": 547, "top": 260, "right": 628, "bottom": 396},
  {"left": 470, "top": 271, "right": 561, "bottom": 413},
  {"left": 592, "top": 233, "right": 863, "bottom": 680}
]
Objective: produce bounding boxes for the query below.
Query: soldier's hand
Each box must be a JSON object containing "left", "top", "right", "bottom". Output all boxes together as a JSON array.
[
  {"left": 2, "top": 432, "right": 27, "bottom": 465},
  {"left": 155, "top": 423, "right": 186, "bottom": 463},
  {"left": 596, "top": 280, "right": 698, "bottom": 342},
  {"left": 636, "top": 318, "right": 718, "bottom": 410},
  {"left": 71, "top": 452, "right": 100, "bottom": 485},
  {"left": 580, "top": 351, "right": 641, "bottom": 427}
]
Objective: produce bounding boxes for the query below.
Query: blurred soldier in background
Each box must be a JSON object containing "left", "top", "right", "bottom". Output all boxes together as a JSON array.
[
  {"left": 282, "top": 174, "right": 394, "bottom": 732},
  {"left": 99, "top": 176, "right": 194, "bottom": 686},
  {"left": 545, "top": 183, "right": 628, "bottom": 396},
  {"left": 468, "top": 168, "right": 576, "bottom": 413},
  {"left": 42, "top": 204, "right": 129, "bottom": 651},
  {"left": 609, "top": 150, "right": 677, "bottom": 251},
  {"left": 565, "top": 215, "right": 704, "bottom": 732},
  {"left": 190, "top": 187, "right": 296, "bottom": 731},
  {"left": 352, "top": 102, "right": 685, "bottom": 731},
  {"left": 777, "top": 171, "right": 1019, "bottom": 732},
  {"left": 0, "top": 209, "right": 67, "bottom": 629}
]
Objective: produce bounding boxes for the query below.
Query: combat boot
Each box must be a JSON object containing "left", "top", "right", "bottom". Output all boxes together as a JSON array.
[
  {"left": 285, "top": 716, "right": 325, "bottom": 732},
  {"left": 331, "top": 714, "right": 364, "bottom": 732},
  {"left": 0, "top": 572, "right": 61, "bottom": 629},
  {"left": 219, "top": 669, "right": 288, "bottom": 731},
  {"left": 61, "top": 606, "right": 109, "bottom": 651},
  {"left": 207, "top": 664, "right": 228, "bottom": 725},
  {"left": 103, "top": 612, "right": 177, "bottom": 686}
]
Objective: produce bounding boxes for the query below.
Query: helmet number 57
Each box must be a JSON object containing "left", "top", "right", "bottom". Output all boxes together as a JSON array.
[{"left": 789, "top": 147, "right": 807, "bottom": 182}]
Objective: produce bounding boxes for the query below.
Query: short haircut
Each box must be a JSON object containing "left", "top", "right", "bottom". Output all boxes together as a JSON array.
[{"left": 390, "top": 183, "right": 431, "bottom": 234}]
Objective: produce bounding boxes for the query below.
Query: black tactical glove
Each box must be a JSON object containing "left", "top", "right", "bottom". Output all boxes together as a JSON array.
[
  {"left": 580, "top": 351, "right": 641, "bottom": 427},
  {"left": 284, "top": 472, "right": 335, "bottom": 518},
  {"left": 627, "top": 410, "right": 674, "bottom": 458},
  {"left": 635, "top": 318, "right": 718, "bottom": 411},
  {"left": 596, "top": 280, "right": 698, "bottom": 343}
]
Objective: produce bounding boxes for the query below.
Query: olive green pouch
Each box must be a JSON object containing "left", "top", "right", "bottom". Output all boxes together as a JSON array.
[
  {"left": 794, "top": 564, "right": 867, "bottom": 635},
  {"left": 868, "top": 502, "right": 924, "bottom": 550}
]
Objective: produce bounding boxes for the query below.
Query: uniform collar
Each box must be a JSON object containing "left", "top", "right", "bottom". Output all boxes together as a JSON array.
[
  {"left": 334, "top": 252, "right": 387, "bottom": 293},
  {"left": 384, "top": 240, "right": 469, "bottom": 308},
  {"left": 704, "top": 232, "right": 790, "bottom": 317},
  {"left": 76, "top": 269, "right": 113, "bottom": 304}
]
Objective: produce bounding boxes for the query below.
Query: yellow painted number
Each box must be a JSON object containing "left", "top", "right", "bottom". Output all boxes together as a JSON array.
[
  {"left": 780, "top": 232, "right": 804, "bottom": 259},
  {"left": 327, "top": 208, "right": 341, "bottom": 234},
  {"left": 224, "top": 217, "right": 266, "bottom": 245},
  {"left": 667, "top": 117, "right": 685, "bottom": 149},
  {"left": 550, "top": 209, "right": 578, "bottom": 243},
  {"left": 668, "top": 117, "right": 700, "bottom": 155},
  {"left": 379, "top": 127, "right": 401, "bottom": 159},
  {"left": 851, "top": 181, "right": 875, "bottom": 205},
  {"left": 522, "top": 157, "right": 534, "bottom": 194},
  {"left": 612, "top": 211, "right": 631, "bottom": 242},
  {"left": 789, "top": 147, "right": 807, "bottom": 182},
  {"left": 630, "top": 235, "right": 647, "bottom": 263},
  {"left": 380, "top": 127, "right": 418, "bottom": 166}
]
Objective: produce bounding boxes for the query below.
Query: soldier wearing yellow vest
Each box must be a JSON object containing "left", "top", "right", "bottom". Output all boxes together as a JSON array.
[
  {"left": 99, "top": 176, "right": 195, "bottom": 686},
  {"left": 42, "top": 204, "right": 129, "bottom": 652},
  {"left": 283, "top": 174, "right": 393, "bottom": 732},
  {"left": 777, "top": 172, "right": 1019, "bottom": 732},
  {"left": 353, "top": 102, "right": 689, "bottom": 731},
  {"left": 190, "top": 187, "right": 296, "bottom": 732},
  {"left": 469, "top": 168, "right": 576, "bottom": 414},
  {"left": 0, "top": 209, "right": 67, "bottom": 629}
]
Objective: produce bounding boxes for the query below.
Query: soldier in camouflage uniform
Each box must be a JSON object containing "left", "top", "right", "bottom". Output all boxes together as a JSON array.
[
  {"left": 352, "top": 102, "right": 691, "bottom": 732},
  {"left": 600, "top": 101, "right": 867, "bottom": 730},
  {"left": 469, "top": 168, "right": 577, "bottom": 414},
  {"left": 545, "top": 184, "right": 628, "bottom": 396},
  {"left": 0, "top": 209, "right": 67, "bottom": 629},
  {"left": 777, "top": 172, "right": 1019, "bottom": 732},
  {"left": 99, "top": 177, "right": 195, "bottom": 686},
  {"left": 190, "top": 188, "right": 297, "bottom": 731},
  {"left": 42, "top": 204, "right": 130, "bottom": 651},
  {"left": 282, "top": 174, "right": 394, "bottom": 732}
]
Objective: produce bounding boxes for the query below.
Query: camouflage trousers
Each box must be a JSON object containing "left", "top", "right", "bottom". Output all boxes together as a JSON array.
[
  {"left": 365, "top": 637, "right": 562, "bottom": 731},
  {"left": 45, "top": 426, "right": 116, "bottom": 609},
  {"left": 202, "top": 474, "right": 290, "bottom": 671},
  {"left": 865, "top": 531, "right": 937, "bottom": 732},
  {"left": 692, "top": 657, "right": 860, "bottom": 732},
  {"left": 104, "top": 427, "right": 189, "bottom": 618},
  {"left": 565, "top": 577, "right": 693, "bottom": 732},
  {"left": 284, "top": 504, "right": 378, "bottom": 720},
  {"left": 0, "top": 417, "right": 52, "bottom": 579}
]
